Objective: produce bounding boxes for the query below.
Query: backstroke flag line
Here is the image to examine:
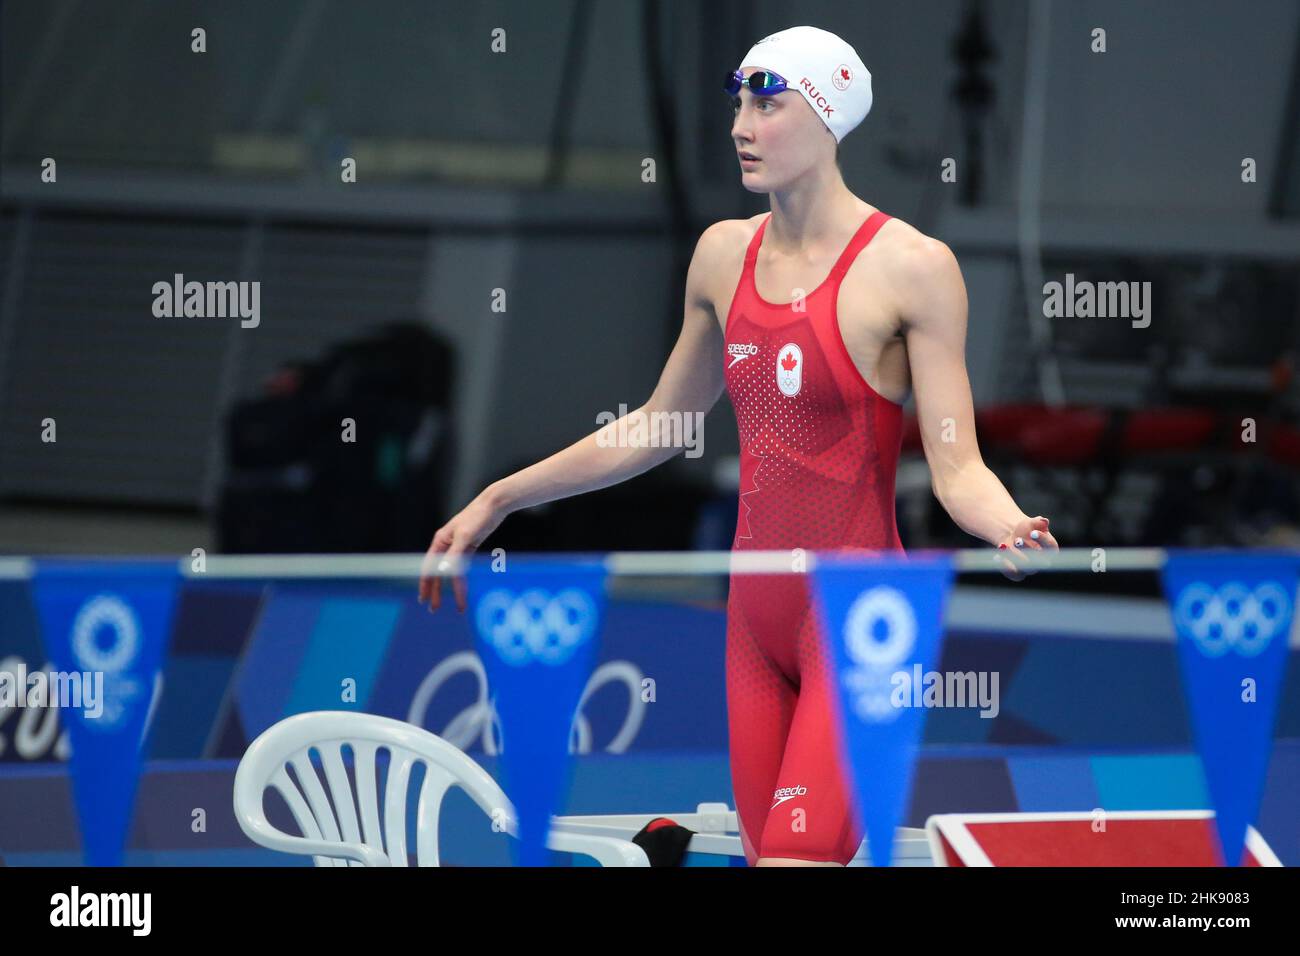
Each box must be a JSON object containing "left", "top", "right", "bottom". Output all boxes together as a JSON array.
[
  {"left": 468, "top": 556, "right": 607, "bottom": 866},
  {"left": 1160, "top": 551, "right": 1296, "bottom": 866},
  {"left": 810, "top": 552, "right": 956, "bottom": 867}
]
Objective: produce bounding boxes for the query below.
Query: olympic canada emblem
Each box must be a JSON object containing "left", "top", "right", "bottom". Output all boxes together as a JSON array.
[
  {"left": 776, "top": 342, "right": 803, "bottom": 397},
  {"left": 1172, "top": 580, "right": 1291, "bottom": 658},
  {"left": 840, "top": 585, "right": 916, "bottom": 723}
]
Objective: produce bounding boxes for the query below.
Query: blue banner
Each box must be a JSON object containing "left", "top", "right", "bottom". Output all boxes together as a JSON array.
[
  {"left": 1161, "top": 551, "right": 1297, "bottom": 866},
  {"left": 809, "top": 552, "right": 956, "bottom": 866},
  {"left": 31, "top": 560, "right": 178, "bottom": 865},
  {"left": 467, "top": 557, "right": 607, "bottom": 866}
]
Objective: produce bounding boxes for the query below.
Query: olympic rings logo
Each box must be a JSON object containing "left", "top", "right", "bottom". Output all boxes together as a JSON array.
[
  {"left": 1173, "top": 580, "right": 1292, "bottom": 658},
  {"left": 841, "top": 586, "right": 917, "bottom": 724},
  {"left": 474, "top": 587, "right": 597, "bottom": 667}
]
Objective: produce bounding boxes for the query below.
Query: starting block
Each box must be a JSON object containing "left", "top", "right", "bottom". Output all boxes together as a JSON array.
[
  {"left": 550, "top": 803, "right": 934, "bottom": 865},
  {"left": 925, "top": 811, "right": 1282, "bottom": 866}
]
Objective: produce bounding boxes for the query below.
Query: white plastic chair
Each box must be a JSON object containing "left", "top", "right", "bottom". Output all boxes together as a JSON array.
[{"left": 233, "top": 711, "right": 648, "bottom": 866}]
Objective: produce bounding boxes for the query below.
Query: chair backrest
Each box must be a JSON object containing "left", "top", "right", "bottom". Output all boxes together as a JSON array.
[{"left": 233, "top": 711, "right": 517, "bottom": 866}]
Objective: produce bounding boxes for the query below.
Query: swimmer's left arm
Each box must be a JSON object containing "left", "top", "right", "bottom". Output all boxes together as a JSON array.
[{"left": 891, "top": 233, "right": 1058, "bottom": 577}]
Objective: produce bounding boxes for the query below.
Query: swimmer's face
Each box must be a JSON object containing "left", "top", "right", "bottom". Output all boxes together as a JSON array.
[{"left": 730, "top": 68, "right": 835, "bottom": 192}]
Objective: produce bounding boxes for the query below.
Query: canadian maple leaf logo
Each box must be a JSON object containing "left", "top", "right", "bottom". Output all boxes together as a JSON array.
[
  {"left": 781, "top": 351, "right": 799, "bottom": 372},
  {"left": 840, "top": 68, "right": 850, "bottom": 81}
]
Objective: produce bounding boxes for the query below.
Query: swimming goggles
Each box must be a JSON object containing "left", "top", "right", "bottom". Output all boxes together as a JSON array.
[{"left": 723, "top": 69, "right": 789, "bottom": 97}]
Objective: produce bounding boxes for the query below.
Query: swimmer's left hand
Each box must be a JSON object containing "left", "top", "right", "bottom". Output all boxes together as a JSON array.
[{"left": 994, "top": 515, "right": 1058, "bottom": 581}]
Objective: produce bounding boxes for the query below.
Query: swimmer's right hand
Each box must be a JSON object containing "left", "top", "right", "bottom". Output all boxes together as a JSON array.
[{"left": 418, "top": 491, "right": 508, "bottom": 613}]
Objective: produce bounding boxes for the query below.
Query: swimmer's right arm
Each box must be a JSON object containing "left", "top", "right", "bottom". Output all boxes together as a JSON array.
[{"left": 419, "top": 222, "right": 732, "bottom": 611}]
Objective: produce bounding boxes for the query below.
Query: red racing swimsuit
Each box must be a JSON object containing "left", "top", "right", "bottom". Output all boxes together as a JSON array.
[{"left": 723, "top": 210, "right": 903, "bottom": 864}]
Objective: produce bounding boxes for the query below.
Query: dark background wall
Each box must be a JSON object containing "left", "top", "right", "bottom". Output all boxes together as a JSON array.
[{"left": 1, "top": 0, "right": 1298, "bottom": 555}]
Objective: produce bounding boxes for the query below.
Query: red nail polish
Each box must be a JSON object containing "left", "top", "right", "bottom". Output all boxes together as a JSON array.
[{"left": 997, "top": 543, "right": 1007, "bottom": 550}]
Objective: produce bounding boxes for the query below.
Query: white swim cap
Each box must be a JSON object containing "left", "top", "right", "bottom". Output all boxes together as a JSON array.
[{"left": 738, "top": 25, "right": 873, "bottom": 143}]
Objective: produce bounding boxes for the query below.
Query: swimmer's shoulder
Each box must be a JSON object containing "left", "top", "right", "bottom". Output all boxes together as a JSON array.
[
  {"left": 850, "top": 210, "right": 959, "bottom": 307},
  {"left": 864, "top": 210, "right": 952, "bottom": 270},
  {"left": 691, "top": 216, "right": 766, "bottom": 299},
  {"left": 695, "top": 215, "right": 766, "bottom": 259},
  {"left": 686, "top": 217, "right": 764, "bottom": 321}
]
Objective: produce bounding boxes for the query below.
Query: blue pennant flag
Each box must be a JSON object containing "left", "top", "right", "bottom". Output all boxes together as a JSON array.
[
  {"left": 467, "top": 556, "right": 607, "bottom": 866},
  {"left": 1160, "top": 551, "right": 1297, "bottom": 866},
  {"left": 809, "top": 552, "right": 956, "bottom": 866},
  {"left": 31, "top": 560, "right": 179, "bottom": 866}
]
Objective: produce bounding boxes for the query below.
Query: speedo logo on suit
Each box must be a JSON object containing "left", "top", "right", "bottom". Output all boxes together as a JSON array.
[
  {"left": 771, "top": 785, "right": 808, "bottom": 809},
  {"left": 727, "top": 342, "right": 759, "bottom": 368}
]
